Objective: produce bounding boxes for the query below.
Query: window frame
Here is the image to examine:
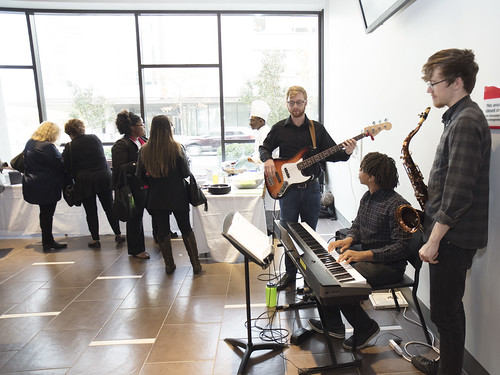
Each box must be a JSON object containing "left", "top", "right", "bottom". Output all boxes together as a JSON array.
[{"left": 0, "top": 7, "right": 324, "bottom": 162}]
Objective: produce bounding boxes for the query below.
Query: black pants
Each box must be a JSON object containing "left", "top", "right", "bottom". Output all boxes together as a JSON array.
[
  {"left": 39, "top": 202, "right": 57, "bottom": 245},
  {"left": 430, "top": 241, "right": 476, "bottom": 375},
  {"left": 126, "top": 189, "right": 146, "bottom": 255},
  {"left": 149, "top": 208, "right": 192, "bottom": 243},
  {"left": 324, "top": 261, "right": 404, "bottom": 333},
  {"left": 81, "top": 190, "right": 121, "bottom": 241}
]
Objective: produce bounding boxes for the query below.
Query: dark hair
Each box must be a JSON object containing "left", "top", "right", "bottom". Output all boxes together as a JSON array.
[
  {"left": 64, "top": 118, "right": 85, "bottom": 137},
  {"left": 115, "top": 109, "right": 142, "bottom": 136},
  {"left": 422, "top": 49, "right": 479, "bottom": 94},
  {"left": 360, "top": 152, "right": 399, "bottom": 190},
  {"left": 141, "top": 115, "right": 181, "bottom": 178}
]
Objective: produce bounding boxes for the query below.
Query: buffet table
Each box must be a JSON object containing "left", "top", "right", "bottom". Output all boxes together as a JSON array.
[
  {"left": 0, "top": 183, "right": 267, "bottom": 264},
  {"left": 0, "top": 184, "right": 149, "bottom": 237},
  {"left": 192, "top": 187, "right": 267, "bottom": 263}
]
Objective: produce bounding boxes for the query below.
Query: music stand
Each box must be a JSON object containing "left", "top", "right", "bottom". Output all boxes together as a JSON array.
[{"left": 222, "top": 212, "right": 286, "bottom": 375}]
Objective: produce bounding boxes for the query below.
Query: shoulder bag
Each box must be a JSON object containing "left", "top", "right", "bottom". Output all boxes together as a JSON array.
[
  {"left": 187, "top": 173, "right": 208, "bottom": 211},
  {"left": 63, "top": 142, "right": 81, "bottom": 207},
  {"left": 112, "top": 166, "right": 137, "bottom": 221},
  {"left": 10, "top": 152, "right": 25, "bottom": 173}
]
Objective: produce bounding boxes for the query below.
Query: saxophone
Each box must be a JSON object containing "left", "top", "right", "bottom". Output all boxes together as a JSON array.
[{"left": 395, "top": 107, "right": 431, "bottom": 233}]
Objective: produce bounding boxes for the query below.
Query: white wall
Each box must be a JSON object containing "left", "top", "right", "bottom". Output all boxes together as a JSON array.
[{"left": 324, "top": 0, "right": 500, "bottom": 373}]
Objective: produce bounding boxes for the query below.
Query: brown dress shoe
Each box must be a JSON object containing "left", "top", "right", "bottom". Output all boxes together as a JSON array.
[{"left": 132, "top": 251, "right": 150, "bottom": 259}]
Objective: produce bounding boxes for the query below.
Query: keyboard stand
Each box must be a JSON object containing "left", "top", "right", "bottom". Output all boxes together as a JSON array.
[{"left": 297, "top": 298, "right": 361, "bottom": 375}]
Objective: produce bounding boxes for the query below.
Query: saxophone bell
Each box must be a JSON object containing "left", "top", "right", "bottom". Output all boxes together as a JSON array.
[{"left": 396, "top": 204, "right": 422, "bottom": 233}]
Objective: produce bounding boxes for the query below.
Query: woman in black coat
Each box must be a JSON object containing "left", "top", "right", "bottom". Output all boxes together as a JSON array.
[
  {"left": 136, "top": 115, "right": 202, "bottom": 274},
  {"left": 22, "top": 121, "right": 67, "bottom": 252},
  {"left": 62, "top": 119, "right": 124, "bottom": 248},
  {"left": 112, "top": 110, "right": 150, "bottom": 259}
]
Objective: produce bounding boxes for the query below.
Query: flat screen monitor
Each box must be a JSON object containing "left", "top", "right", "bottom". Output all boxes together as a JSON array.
[{"left": 359, "top": 0, "right": 415, "bottom": 33}]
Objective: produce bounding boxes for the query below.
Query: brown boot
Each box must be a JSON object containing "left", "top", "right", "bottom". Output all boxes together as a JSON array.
[
  {"left": 159, "top": 235, "right": 176, "bottom": 274},
  {"left": 182, "top": 231, "right": 202, "bottom": 274}
]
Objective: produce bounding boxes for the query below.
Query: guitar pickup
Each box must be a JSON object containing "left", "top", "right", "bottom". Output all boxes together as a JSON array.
[
  {"left": 266, "top": 176, "right": 275, "bottom": 186},
  {"left": 283, "top": 168, "right": 290, "bottom": 179},
  {"left": 274, "top": 172, "right": 282, "bottom": 183}
]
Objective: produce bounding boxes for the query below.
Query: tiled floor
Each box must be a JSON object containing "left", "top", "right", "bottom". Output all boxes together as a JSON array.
[{"left": 0, "top": 218, "right": 438, "bottom": 374}]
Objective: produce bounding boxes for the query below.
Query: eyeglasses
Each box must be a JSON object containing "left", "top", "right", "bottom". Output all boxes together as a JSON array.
[
  {"left": 287, "top": 100, "right": 306, "bottom": 107},
  {"left": 427, "top": 79, "right": 447, "bottom": 90}
]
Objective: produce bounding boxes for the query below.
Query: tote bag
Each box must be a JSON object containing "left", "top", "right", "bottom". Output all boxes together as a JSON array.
[
  {"left": 187, "top": 173, "right": 208, "bottom": 211},
  {"left": 112, "top": 167, "right": 137, "bottom": 221}
]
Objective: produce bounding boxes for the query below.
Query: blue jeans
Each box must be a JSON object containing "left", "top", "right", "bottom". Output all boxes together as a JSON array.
[
  {"left": 280, "top": 179, "right": 321, "bottom": 275},
  {"left": 430, "top": 241, "right": 476, "bottom": 375}
]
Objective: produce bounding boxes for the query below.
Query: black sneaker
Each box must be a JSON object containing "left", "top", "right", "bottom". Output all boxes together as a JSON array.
[
  {"left": 343, "top": 320, "right": 380, "bottom": 351},
  {"left": 309, "top": 319, "right": 345, "bottom": 339},
  {"left": 411, "top": 355, "right": 439, "bottom": 375}
]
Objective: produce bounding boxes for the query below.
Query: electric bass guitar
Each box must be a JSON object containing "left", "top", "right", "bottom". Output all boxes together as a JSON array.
[{"left": 265, "top": 122, "right": 392, "bottom": 199}]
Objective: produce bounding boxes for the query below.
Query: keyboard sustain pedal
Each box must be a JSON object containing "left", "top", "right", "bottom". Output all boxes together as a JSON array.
[{"left": 291, "top": 327, "right": 314, "bottom": 346}]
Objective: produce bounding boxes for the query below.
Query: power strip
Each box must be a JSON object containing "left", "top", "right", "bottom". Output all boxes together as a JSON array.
[{"left": 389, "top": 339, "right": 403, "bottom": 356}]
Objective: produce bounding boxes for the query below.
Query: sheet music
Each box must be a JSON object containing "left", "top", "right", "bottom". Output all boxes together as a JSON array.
[
  {"left": 227, "top": 212, "right": 272, "bottom": 262},
  {"left": 299, "top": 222, "right": 366, "bottom": 283}
]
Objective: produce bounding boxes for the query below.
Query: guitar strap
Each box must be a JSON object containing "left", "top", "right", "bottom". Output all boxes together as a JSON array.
[{"left": 309, "top": 120, "right": 316, "bottom": 150}]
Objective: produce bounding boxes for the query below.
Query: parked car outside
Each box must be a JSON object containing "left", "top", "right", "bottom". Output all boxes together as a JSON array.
[{"left": 183, "top": 127, "right": 255, "bottom": 155}]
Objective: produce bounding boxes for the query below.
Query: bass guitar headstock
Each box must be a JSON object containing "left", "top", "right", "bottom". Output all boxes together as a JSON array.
[{"left": 364, "top": 122, "right": 392, "bottom": 139}]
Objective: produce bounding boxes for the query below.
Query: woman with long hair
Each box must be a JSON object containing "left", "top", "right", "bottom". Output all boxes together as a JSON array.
[
  {"left": 112, "top": 110, "right": 149, "bottom": 259},
  {"left": 22, "top": 121, "right": 67, "bottom": 252},
  {"left": 62, "top": 119, "right": 124, "bottom": 248},
  {"left": 136, "top": 115, "right": 202, "bottom": 274}
]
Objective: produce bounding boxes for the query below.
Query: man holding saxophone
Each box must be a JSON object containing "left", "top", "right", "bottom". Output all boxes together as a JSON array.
[{"left": 412, "top": 49, "right": 491, "bottom": 375}]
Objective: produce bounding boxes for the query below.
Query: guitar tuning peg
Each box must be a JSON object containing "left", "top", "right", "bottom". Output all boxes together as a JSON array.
[
  {"left": 384, "top": 118, "right": 388, "bottom": 122},
  {"left": 372, "top": 121, "right": 375, "bottom": 125}
]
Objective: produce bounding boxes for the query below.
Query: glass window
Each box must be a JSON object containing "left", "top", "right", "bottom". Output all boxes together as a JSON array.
[
  {"left": 139, "top": 14, "right": 219, "bottom": 65},
  {"left": 142, "top": 67, "right": 222, "bottom": 175},
  {"left": 221, "top": 14, "right": 319, "bottom": 125},
  {"left": 34, "top": 14, "right": 139, "bottom": 144},
  {"left": 0, "top": 69, "right": 40, "bottom": 161},
  {"left": 1, "top": 10, "right": 321, "bottom": 178},
  {"left": 220, "top": 14, "right": 319, "bottom": 164},
  {"left": 0, "top": 12, "right": 32, "bottom": 66}
]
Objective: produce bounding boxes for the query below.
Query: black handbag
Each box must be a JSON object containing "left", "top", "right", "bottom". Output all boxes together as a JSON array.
[
  {"left": 63, "top": 142, "right": 81, "bottom": 207},
  {"left": 112, "top": 166, "right": 137, "bottom": 222},
  {"left": 187, "top": 173, "right": 208, "bottom": 211},
  {"left": 63, "top": 184, "right": 78, "bottom": 207},
  {"left": 10, "top": 152, "right": 24, "bottom": 173}
]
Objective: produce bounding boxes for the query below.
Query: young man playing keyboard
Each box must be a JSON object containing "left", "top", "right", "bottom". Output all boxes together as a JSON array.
[{"left": 309, "top": 152, "right": 411, "bottom": 350}]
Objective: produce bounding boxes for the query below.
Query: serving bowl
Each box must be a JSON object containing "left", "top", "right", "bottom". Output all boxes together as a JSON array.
[
  {"left": 231, "top": 172, "right": 264, "bottom": 189},
  {"left": 208, "top": 184, "right": 231, "bottom": 195}
]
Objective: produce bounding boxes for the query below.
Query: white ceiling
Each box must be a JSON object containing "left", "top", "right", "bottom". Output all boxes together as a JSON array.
[{"left": 0, "top": 0, "right": 327, "bottom": 12}]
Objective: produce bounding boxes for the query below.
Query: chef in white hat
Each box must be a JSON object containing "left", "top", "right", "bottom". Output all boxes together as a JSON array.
[
  {"left": 249, "top": 100, "right": 272, "bottom": 163},
  {"left": 248, "top": 100, "right": 279, "bottom": 234}
]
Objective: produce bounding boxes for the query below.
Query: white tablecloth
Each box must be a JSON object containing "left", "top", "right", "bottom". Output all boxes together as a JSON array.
[
  {"left": 0, "top": 184, "right": 151, "bottom": 237},
  {"left": 192, "top": 187, "right": 266, "bottom": 263},
  {"left": 0, "top": 183, "right": 266, "bottom": 263}
]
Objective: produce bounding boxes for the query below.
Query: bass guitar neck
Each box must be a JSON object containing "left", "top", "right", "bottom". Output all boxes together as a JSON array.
[{"left": 265, "top": 122, "right": 392, "bottom": 199}]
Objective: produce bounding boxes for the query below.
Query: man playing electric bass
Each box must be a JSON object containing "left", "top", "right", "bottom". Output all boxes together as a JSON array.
[{"left": 259, "top": 85, "right": 357, "bottom": 291}]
